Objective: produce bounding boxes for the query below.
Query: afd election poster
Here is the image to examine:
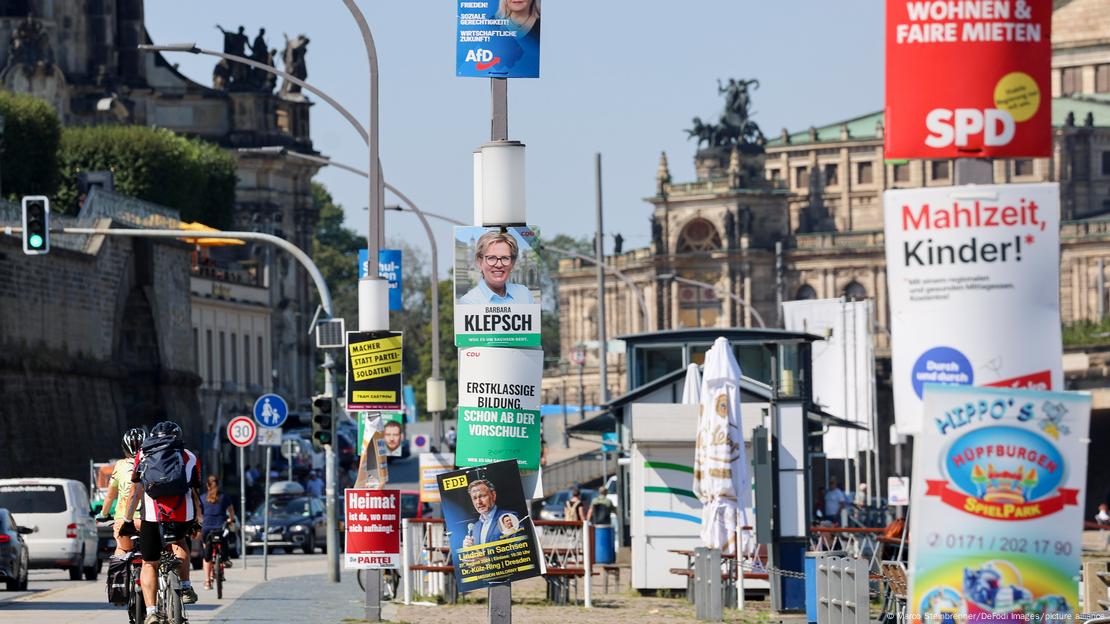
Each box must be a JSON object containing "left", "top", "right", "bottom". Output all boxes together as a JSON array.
[
  {"left": 344, "top": 489, "right": 400, "bottom": 569},
  {"left": 454, "top": 226, "right": 541, "bottom": 347},
  {"left": 346, "top": 331, "right": 403, "bottom": 411},
  {"left": 358, "top": 249, "right": 403, "bottom": 311},
  {"left": 908, "top": 385, "right": 1090, "bottom": 624},
  {"left": 419, "top": 452, "right": 455, "bottom": 503},
  {"left": 883, "top": 183, "right": 1061, "bottom": 434},
  {"left": 885, "top": 0, "right": 1052, "bottom": 158},
  {"left": 456, "top": 346, "right": 543, "bottom": 470},
  {"left": 456, "top": 0, "right": 540, "bottom": 78},
  {"left": 437, "top": 460, "right": 543, "bottom": 593}
]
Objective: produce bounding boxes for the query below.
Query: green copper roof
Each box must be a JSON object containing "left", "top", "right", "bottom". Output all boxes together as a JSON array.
[
  {"left": 765, "top": 111, "right": 884, "bottom": 147},
  {"left": 766, "top": 96, "right": 1110, "bottom": 148}
]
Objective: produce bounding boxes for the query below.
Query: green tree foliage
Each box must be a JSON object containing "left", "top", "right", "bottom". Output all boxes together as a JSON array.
[
  {"left": 535, "top": 233, "right": 595, "bottom": 367},
  {"left": 0, "top": 90, "right": 61, "bottom": 200},
  {"left": 311, "top": 183, "right": 457, "bottom": 418},
  {"left": 56, "top": 126, "right": 237, "bottom": 227}
]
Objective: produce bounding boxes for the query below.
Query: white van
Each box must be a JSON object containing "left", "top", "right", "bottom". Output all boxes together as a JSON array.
[{"left": 0, "top": 479, "right": 99, "bottom": 580}]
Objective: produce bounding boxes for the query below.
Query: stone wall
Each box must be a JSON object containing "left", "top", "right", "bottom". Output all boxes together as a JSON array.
[{"left": 0, "top": 202, "right": 201, "bottom": 482}]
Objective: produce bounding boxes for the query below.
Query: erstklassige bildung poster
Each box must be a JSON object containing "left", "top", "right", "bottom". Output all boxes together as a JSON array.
[{"left": 437, "top": 460, "right": 543, "bottom": 592}]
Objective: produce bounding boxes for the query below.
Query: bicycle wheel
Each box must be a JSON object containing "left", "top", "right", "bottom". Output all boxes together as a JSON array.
[
  {"left": 129, "top": 584, "right": 145, "bottom": 624},
  {"left": 215, "top": 544, "right": 224, "bottom": 600},
  {"left": 166, "top": 572, "right": 184, "bottom": 624}
]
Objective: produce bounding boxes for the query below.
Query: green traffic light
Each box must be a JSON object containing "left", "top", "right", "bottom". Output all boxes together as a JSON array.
[{"left": 28, "top": 234, "right": 43, "bottom": 248}]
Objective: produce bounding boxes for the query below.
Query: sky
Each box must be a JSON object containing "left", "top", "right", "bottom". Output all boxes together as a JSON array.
[{"left": 145, "top": 1, "right": 884, "bottom": 275}]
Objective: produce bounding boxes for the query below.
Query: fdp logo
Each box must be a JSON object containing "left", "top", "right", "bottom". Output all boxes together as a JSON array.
[{"left": 464, "top": 48, "right": 500, "bottom": 71}]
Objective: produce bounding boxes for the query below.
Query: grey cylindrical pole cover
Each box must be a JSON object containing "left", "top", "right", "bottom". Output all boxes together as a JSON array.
[{"left": 480, "top": 141, "right": 526, "bottom": 226}]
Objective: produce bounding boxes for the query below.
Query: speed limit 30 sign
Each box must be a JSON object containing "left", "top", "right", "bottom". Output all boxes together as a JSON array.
[{"left": 227, "top": 416, "right": 257, "bottom": 447}]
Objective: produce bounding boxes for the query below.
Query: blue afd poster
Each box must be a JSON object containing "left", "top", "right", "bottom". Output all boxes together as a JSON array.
[
  {"left": 358, "top": 249, "right": 403, "bottom": 311},
  {"left": 456, "top": 0, "right": 540, "bottom": 78}
]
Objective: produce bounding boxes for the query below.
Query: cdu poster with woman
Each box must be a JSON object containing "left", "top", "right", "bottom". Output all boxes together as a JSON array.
[{"left": 453, "top": 226, "right": 542, "bottom": 347}]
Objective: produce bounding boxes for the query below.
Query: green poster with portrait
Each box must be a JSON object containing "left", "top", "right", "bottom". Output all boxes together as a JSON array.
[
  {"left": 453, "top": 226, "right": 541, "bottom": 348},
  {"left": 455, "top": 346, "right": 543, "bottom": 470}
]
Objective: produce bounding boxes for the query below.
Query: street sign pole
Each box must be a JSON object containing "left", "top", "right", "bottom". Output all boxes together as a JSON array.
[
  {"left": 263, "top": 446, "right": 271, "bottom": 581},
  {"left": 239, "top": 445, "right": 247, "bottom": 569}
]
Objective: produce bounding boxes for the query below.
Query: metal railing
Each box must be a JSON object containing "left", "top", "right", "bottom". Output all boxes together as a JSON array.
[
  {"left": 400, "top": 517, "right": 594, "bottom": 607},
  {"left": 541, "top": 450, "right": 607, "bottom": 493}
]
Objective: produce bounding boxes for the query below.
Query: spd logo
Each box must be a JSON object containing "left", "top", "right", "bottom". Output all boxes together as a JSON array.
[{"left": 464, "top": 48, "right": 500, "bottom": 71}]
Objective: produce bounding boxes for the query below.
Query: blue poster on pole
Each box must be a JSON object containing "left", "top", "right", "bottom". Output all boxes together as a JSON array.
[
  {"left": 359, "top": 249, "right": 403, "bottom": 311},
  {"left": 456, "top": 0, "right": 540, "bottom": 78}
]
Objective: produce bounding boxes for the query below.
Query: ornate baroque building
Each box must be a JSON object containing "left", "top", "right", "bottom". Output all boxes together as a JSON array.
[
  {"left": 0, "top": 2, "right": 324, "bottom": 447},
  {"left": 550, "top": 0, "right": 1110, "bottom": 408}
]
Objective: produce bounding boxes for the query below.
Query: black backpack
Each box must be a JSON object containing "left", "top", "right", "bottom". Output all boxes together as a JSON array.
[
  {"left": 139, "top": 436, "right": 188, "bottom": 498},
  {"left": 106, "top": 557, "right": 129, "bottom": 605}
]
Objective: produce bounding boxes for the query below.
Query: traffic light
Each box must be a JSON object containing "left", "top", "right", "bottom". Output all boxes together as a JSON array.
[
  {"left": 21, "top": 196, "right": 49, "bottom": 255},
  {"left": 311, "top": 395, "right": 333, "bottom": 450}
]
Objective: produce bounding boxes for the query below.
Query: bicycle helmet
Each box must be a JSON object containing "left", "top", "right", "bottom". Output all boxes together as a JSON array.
[
  {"left": 121, "top": 427, "right": 146, "bottom": 458},
  {"left": 150, "top": 420, "right": 182, "bottom": 440}
]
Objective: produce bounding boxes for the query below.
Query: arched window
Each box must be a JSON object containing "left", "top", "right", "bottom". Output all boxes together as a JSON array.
[
  {"left": 795, "top": 284, "right": 817, "bottom": 300},
  {"left": 675, "top": 218, "right": 722, "bottom": 253},
  {"left": 843, "top": 281, "right": 868, "bottom": 301}
]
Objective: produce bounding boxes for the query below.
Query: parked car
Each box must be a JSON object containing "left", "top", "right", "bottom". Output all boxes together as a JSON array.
[
  {"left": 243, "top": 482, "right": 327, "bottom": 555},
  {"left": 0, "top": 508, "right": 32, "bottom": 591},
  {"left": 539, "top": 488, "right": 597, "bottom": 521},
  {"left": 0, "top": 479, "right": 99, "bottom": 580}
]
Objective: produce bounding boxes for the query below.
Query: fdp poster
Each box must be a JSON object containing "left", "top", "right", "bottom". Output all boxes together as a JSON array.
[
  {"left": 346, "top": 331, "right": 403, "bottom": 411},
  {"left": 908, "top": 385, "right": 1090, "bottom": 623},
  {"left": 884, "top": 183, "right": 1061, "bottom": 434},
  {"left": 456, "top": 346, "right": 543, "bottom": 470},
  {"left": 456, "top": 0, "right": 540, "bottom": 78},
  {"left": 885, "top": 0, "right": 1052, "bottom": 158},
  {"left": 344, "top": 489, "right": 400, "bottom": 569},
  {"left": 453, "top": 226, "right": 541, "bottom": 347},
  {"left": 437, "top": 460, "right": 543, "bottom": 593}
]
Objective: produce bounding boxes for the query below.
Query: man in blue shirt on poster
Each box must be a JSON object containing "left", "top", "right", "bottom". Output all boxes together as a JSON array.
[{"left": 461, "top": 479, "right": 520, "bottom": 547}]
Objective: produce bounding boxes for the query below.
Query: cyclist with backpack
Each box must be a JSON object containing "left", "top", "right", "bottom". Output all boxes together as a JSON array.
[
  {"left": 97, "top": 428, "right": 146, "bottom": 556},
  {"left": 122, "top": 421, "right": 202, "bottom": 623}
]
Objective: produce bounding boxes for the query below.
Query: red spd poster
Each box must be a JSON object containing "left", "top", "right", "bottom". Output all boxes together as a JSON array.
[
  {"left": 885, "top": 0, "right": 1052, "bottom": 159},
  {"left": 344, "top": 489, "right": 400, "bottom": 569}
]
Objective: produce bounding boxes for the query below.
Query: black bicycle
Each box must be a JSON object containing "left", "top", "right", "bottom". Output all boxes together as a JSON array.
[{"left": 205, "top": 523, "right": 232, "bottom": 600}]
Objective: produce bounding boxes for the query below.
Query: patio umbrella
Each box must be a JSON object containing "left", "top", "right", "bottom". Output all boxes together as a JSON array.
[
  {"left": 681, "top": 362, "right": 701, "bottom": 404},
  {"left": 693, "top": 337, "right": 751, "bottom": 555}
]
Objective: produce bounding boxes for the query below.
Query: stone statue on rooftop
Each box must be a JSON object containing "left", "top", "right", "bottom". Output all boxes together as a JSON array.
[{"left": 686, "top": 78, "right": 765, "bottom": 151}]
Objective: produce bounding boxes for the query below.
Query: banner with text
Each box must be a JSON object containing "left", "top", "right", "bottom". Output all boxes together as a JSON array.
[
  {"left": 358, "top": 249, "right": 403, "bottom": 311},
  {"left": 885, "top": 0, "right": 1052, "bottom": 158},
  {"left": 346, "top": 331, "right": 403, "bottom": 411},
  {"left": 908, "top": 385, "right": 1089, "bottom": 623},
  {"left": 437, "top": 460, "right": 543, "bottom": 593},
  {"left": 457, "top": 346, "right": 543, "bottom": 470},
  {"left": 883, "top": 183, "right": 1061, "bottom": 434},
  {"left": 453, "top": 226, "right": 541, "bottom": 348},
  {"left": 456, "top": 0, "right": 541, "bottom": 78},
  {"left": 344, "top": 489, "right": 400, "bottom": 569},
  {"left": 419, "top": 452, "right": 455, "bottom": 503}
]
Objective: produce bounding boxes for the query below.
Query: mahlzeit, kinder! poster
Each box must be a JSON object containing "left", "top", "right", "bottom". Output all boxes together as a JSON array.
[
  {"left": 884, "top": 183, "right": 1062, "bottom": 435},
  {"left": 908, "top": 384, "right": 1090, "bottom": 624}
]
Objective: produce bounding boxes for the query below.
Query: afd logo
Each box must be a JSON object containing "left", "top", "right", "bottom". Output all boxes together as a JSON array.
[{"left": 465, "top": 48, "right": 500, "bottom": 71}]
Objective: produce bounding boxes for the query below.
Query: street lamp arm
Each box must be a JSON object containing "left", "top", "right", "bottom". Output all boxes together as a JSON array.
[
  {"left": 60, "top": 227, "right": 333, "bottom": 317},
  {"left": 138, "top": 44, "right": 369, "bottom": 145},
  {"left": 340, "top": 0, "right": 383, "bottom": 255}
]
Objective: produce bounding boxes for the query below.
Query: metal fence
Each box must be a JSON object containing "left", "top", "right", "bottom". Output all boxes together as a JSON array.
[{"left": 400, "top": 518, "right": 594, "bottom": 607}]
